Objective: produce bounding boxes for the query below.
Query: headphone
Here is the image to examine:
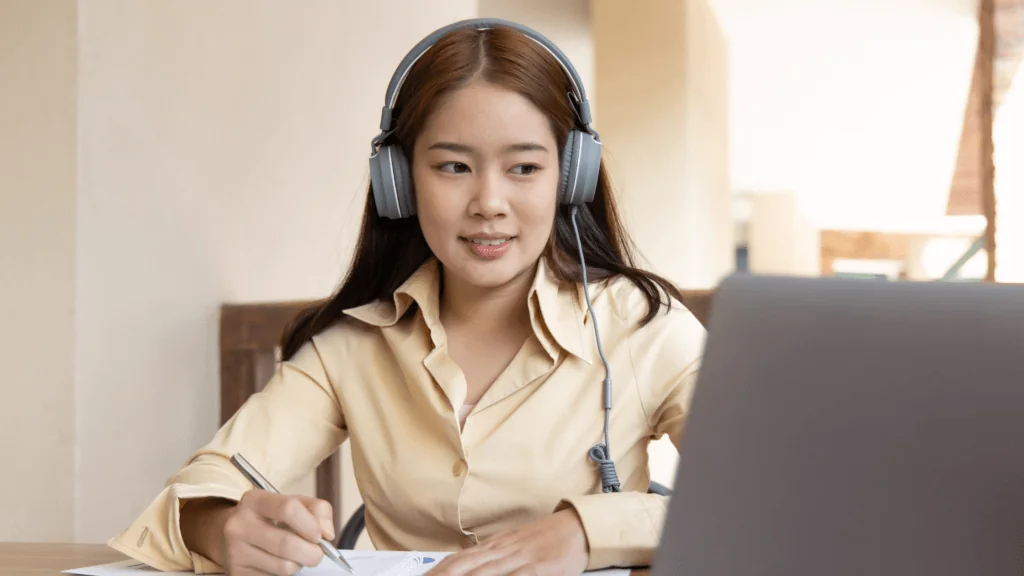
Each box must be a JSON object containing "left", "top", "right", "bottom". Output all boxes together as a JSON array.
[
  {"left": 368, "top": 18, "right": 622, "bottom": 495},
  {"left": 368, "top": 18, "right": 603, "bottom": 220}
]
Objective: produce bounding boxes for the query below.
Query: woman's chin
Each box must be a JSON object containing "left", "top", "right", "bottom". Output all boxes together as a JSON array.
[{"left": 443, "top": 256, "right": 536, "bottom": 291}]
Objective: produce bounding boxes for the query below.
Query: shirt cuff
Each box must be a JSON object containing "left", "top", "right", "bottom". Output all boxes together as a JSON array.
[
  {"left": 107, "top": 482, "right": 244, "bottom": 573},
  {"left": 555, "top": 491, "right": 667, "bottom": 571}
]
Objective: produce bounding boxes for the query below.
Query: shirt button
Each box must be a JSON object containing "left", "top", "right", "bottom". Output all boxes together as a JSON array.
[{"left": 452, "top": 458, "right": 468, "bottom": 477}]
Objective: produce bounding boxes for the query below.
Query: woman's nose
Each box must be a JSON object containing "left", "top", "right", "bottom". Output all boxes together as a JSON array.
[{"left": 469, "top": 172, "right": 509, "bottom": 218}]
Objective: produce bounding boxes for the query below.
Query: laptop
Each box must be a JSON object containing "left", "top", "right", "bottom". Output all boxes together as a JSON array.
[{"left": 651, "top": 274, "right": 1024, "bottom": 576}]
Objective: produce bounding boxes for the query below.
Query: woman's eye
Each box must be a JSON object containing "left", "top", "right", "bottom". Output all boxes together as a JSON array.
[
  {"left": 438, "top": 162, "right": 471, "bottom": 174},
  {"left": 510, "top": 164, "right": 540, "bottom": 176}
]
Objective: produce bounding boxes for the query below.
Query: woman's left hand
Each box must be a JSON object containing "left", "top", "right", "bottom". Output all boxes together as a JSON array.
[{"left": 427, "top": 508, "right": 590, "bottom": 575}]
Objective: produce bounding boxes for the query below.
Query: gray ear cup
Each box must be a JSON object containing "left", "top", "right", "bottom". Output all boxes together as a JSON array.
[
  {"left": 559, "top": 129, "right": 602, "bottom": 206},
  {"left": 558, "top": 130, "right": 578, "bottom": 204},
  {"left": 573, "top": 130, "right": 602, "bottom": 205},
  {"left": 370, "top": 145, "right": 416, "bottom": 219}
]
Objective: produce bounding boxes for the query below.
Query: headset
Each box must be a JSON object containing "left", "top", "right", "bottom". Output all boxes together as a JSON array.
[{"left": 368, "top": 18, "right": 621, "bottom": 493}]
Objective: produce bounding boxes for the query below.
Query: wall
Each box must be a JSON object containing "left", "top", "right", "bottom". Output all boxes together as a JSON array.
[
  {"left": 72, "top": 0, "right": 475, "bottom": 543},
  {"left": 0, "top": 0, "right": 78, "bottom": 541}
]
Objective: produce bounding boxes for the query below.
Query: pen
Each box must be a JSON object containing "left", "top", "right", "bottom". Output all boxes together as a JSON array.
[{"left": 230, "top": 453, "right": 355, "bottom": 574}]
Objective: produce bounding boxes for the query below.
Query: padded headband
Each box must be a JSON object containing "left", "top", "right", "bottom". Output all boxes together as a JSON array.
[{"left": 372, "top": 18, "right": 596, "bottom": 150}]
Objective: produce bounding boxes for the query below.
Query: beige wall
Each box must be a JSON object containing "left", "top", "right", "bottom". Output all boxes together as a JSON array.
[{"left": 0, "top": 0, "right": 78, "bottom": 541}]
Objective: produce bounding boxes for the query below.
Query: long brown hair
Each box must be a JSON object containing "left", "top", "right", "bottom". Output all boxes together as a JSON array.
[{"left": 281, "top": 25, "right": 685, "bottom": 361}]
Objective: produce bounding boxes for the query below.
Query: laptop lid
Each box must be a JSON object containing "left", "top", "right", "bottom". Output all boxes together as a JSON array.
[{"left": 652, "top": 274, "right": 1024, "bottom": 576}]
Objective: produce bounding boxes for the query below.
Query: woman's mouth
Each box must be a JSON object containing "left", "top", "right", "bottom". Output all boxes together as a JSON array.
[{"left": 461, "top": 236, "right": 515, "bottom": 259}]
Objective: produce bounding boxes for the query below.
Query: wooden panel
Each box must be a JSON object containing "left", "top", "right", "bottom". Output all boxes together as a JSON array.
[
  {"left": 219, "top": 349, "right": 259, "bottom": 425},
  {"left": 947, "top": 0, "right": 1022, "bottom": 226},
  {"left": 317, "top": 450, "right": 344, "bottom": 532},
  {"left": 219, "top": 300, "right": 342, "bottom": 533},
  {"left": 0, "top": 543, "right": 124, "bottom": 575},
  {"left": 820, "top": 230, "right": 912, "bottom": 262},
  {"left": 820, "top": 230, "right": 921, "bottom": 277},
  {"left": 681, "top": 289, "right": 714, "bottom": 327},
  {"left": 219, "top": 300, "right": 315, "bottom": 351}
]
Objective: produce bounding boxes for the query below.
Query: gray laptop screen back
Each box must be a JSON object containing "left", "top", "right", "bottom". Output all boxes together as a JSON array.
[{"left": 654, "top": 274, "right": 1024, "bottom": 576}]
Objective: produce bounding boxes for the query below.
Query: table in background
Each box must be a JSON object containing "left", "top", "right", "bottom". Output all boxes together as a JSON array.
[{"left": 0, "top": 543, "right": 650, "bottom": 575}]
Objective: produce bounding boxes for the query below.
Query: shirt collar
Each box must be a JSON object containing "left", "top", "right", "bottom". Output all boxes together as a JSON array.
[{"left": 342, "top": 256, "right": 592, "bottom": 363}]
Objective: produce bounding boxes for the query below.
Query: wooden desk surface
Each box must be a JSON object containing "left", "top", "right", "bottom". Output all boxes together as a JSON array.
[
  {"left": 0, "top": 543, "right": 649, "bottom": 575},
  {"left": 0, "top": 543, "right": 124, "bottom": 575}
]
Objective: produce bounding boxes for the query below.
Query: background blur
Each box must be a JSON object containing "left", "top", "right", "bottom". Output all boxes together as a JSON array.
[{"left": 2, "top": 0, "right": 1019, "bottom": 546}]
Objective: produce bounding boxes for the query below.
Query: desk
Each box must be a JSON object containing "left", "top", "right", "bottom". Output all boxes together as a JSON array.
[
  {"left": 0, "top": 543, "right": 123, "bottom": 574},
  {"left": 0, "top": 543, "right": 650, "bottom": 575}
]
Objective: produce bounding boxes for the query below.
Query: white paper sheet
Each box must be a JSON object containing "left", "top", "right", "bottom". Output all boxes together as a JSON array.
[{"left": 65, "top": 551, "right": 631, "bottom": 576}]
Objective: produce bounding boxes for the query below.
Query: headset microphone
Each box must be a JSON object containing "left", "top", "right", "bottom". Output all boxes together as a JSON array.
[{"left": 369, "top": 18, "right": 621, "bottom": 494}]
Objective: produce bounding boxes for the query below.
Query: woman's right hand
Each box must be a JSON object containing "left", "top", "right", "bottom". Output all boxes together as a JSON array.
[{"left": 181, "top": 490, "right": 336, "bottom": 576}]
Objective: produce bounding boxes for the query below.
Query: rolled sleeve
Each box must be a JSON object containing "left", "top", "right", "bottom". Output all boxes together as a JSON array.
[
  {"left": 556, "top": 491, "right": 669, "bottom": 570},
  {"left": 107, "top": 481, "right": 244, "bottom": 573}
]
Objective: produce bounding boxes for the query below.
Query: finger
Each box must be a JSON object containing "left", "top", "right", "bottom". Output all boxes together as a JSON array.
[
  {"left": 294, "top": 494, "right": 336, "bottom": 541},
  {"left": 238, "top": 541, "right": 304, "bottom": 576},
  {"left": 248, "top": 516, "right": 324, "bottom": 569},
  {"left": 249, "top": 491, "right": 324, "bottom": 543}
]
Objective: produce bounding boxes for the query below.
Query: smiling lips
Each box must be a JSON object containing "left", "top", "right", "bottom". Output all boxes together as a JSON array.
[{"left": 462, "top": 235, "right": 514, "bottom": 259}]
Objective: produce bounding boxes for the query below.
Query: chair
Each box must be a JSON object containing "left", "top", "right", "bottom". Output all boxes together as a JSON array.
[{"left": 336, "top": 481, "right": 673, "bottom": 549}]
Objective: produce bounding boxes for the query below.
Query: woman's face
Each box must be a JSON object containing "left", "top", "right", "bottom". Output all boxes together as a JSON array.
[{"left": 412, "top": 80, "right": 561, "bottom": 291}]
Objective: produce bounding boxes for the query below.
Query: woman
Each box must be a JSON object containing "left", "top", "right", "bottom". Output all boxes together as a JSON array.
[{"left": 110, "top": 19, "right": 704, "bottom": 576}]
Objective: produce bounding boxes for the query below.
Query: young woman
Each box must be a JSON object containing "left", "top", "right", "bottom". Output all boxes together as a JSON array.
[{"left": 110, "top": 19, "right": 704, "bottom": 576}]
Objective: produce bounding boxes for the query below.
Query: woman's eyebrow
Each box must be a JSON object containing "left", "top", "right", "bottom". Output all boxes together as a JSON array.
[
  {"left": 427, "top": 141, "right": 473, "bottom": 153},
  {"left": 426, "top": 141, "right": 549, "bottom": 153}
]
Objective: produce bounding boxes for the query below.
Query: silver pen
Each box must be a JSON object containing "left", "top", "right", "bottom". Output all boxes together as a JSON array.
[{"left": 230, "top": 453, "right": 354, "bottom": 574}]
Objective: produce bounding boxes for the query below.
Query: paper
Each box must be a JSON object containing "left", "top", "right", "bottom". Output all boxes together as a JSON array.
[
  {"left": 65, "top": 552, "right": 630, "bottom": 576},
  {"left": 301, "top": 551, "right": 447, "bottom": 575},
  {"left": 301, "top": 552, "right": 629, "bottom": 575}
]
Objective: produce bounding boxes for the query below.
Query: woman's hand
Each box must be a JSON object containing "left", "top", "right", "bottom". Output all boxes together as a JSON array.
[
  {"left": 428, "top": 509, "right": 590, "bottom": 576},
  {"left": 180, "top": 490, "right": 335, "bottom": 576}
]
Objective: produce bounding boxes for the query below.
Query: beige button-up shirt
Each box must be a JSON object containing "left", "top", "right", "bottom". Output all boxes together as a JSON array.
[{"left": 108, "top": 257, "right": 704, "bottom": 572}]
